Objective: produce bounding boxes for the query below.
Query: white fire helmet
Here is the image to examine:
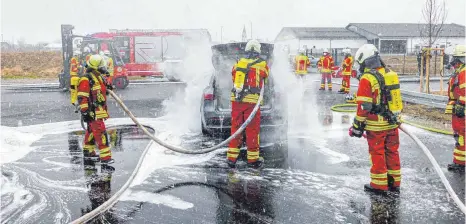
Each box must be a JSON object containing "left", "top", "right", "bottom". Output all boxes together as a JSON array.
[
  {"left": 245, "top": 39, "right": 261, "bottom": 54},
  {"left": 355, "top": 44, "right": 379, "bottom": 64}
]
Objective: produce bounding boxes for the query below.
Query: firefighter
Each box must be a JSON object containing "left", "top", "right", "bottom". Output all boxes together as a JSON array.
[
  {"left": 445, "top": 45, "right": 466, "bottom": 172},
  {"left": 77, "top": 54, "right": 114, "bottom": 164},
  {"left": 295, "top": 49, "right": 310, "bottom": 76},
  {"left": 318, "top": 49, "right": 334, "bottom": 90},
  {"left": 70, "top": 50, "right": 81, "bottom": 105},
  {"left": 338, "top": 48, "right": 354, "bottom": 97},
  {"left": 350, "top": 44, "right": 403, "bottom": 193},
  {"left": 227, "top": 40, "right": 269, "bottom": 169},
  {"left": 104, "top": 50, "right": 114, "bottom": 84}
]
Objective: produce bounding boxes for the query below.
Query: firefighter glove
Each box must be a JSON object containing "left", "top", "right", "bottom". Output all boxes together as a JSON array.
[
  {"left": 350, "top": 119, "right": 365, "bottom": 138},
  {"left": 454, "top": 103, "right": 465, "bottom": 118},
  {"left": 81, "top": 110, "right": 92, "bottom": 123}
]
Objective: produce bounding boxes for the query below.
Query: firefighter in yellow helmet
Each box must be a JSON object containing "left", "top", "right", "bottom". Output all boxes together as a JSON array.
[{"left": 77, "top": 54, "right": 114, "bottom": 164}]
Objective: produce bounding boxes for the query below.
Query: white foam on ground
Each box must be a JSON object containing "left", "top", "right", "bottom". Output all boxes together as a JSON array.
[
  {"left": 0, "top": 126, "right": 42, "bottom": 165},
  {"left": 120, "top": 190, "right": 193, "bottom": 209}
]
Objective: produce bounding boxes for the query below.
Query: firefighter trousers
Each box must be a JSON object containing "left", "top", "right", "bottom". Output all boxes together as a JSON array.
[
  {"left": 341, "top": 75, "right": 351, "bottom": 93},
  {"left": 83, "top": 119, "right": 112, "bottom": 161},
  {"left": 452, "top": 115, "right": 465, "bottom": 165},
  {"left": 228, "top": 101, "right": 261, "bottom": 163},
  {"left": 320, "top": 73, "right": 332, "bottom": 89},
  {"left": 366, "top": 128, "right": 401, "bottom": 191}
]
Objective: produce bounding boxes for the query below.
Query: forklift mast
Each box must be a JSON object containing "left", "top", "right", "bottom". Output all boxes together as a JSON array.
[{"left": 61, "top": 25, "right": 74, "bottom": 82}]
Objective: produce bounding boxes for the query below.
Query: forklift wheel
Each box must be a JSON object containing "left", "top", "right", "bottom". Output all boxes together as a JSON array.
[{"left": 114, "top": 77, "right": 129, "bottom": 89}]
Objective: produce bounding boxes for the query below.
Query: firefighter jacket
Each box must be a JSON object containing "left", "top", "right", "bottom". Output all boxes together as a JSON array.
[
  {"left": 355, "top": 67, "right": 399, "bottom": 131},
  {"left": 70, "top": 56, "right": 79, "bottom": 76},
  {"left": 341, "top": 56, "right": 354, "bottom": 75},
  {"left": 295, "top": 55, "right": 310, "bottom": 74},
  {"left": 77, "top": 71, "right": 109, "bottom": 120},
  {"left": 446, "top": 64, "right": 466, "bottom": 113},
  {"left": 318, "top": 55, "right": 334, "bottom": 73},
  {"left": 230, "top": 58, "right": 269, "bottom": 104},
  {"left": 106, "top": 57, "right": 114, "bottom": 77}
]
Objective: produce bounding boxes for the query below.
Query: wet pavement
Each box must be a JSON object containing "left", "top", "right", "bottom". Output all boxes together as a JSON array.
[{"left": 1, "top": 75, "right": 464, "bottom": 223}]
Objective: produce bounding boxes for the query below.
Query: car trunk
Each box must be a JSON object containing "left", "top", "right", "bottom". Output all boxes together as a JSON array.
[{"left": 211, "top": 42, "right": 274, "bottom": 112}]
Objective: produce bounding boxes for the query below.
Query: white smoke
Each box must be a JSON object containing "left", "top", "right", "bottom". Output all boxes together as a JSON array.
[{"left": 162, "top": 40, "right": 213, "bottom": 134}]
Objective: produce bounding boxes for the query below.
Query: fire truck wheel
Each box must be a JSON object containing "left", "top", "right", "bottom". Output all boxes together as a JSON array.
[{"left": 114, "top": 77, "right": 129, "bottom": 89}]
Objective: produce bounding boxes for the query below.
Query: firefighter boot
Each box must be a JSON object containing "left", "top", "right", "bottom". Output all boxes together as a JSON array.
[
  {"left": 319, "top": 87, "right": 325, "bottom": 91},
  {"left": 83, "top": 150, "right": 100, "bottom": 162},
  {"left": 364, "top": 184, "right": 388, "bottom": 195},
  {"left": 101, "top": 158, "right": 115, "bottom": 165},
  {"left": 226, "top": 159, "right": 237, "bottom": 169},
  {"left": 387, "top": 176, "right": 400, "bottom": 193},
  {"left": 338, "top": 88, "right": 346, "bottom": 94},
  {"left": 247, "top": 157, "right": 264, "bottom": 169},
  {"left": 447, "top": 163, "right": 465, "bottom": 172}
]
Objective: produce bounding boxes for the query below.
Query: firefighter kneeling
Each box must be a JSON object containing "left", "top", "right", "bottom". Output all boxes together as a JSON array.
[
  {"left": 77, "top": 54, "right": 114, "bottom": 164},
  {"left": 350, "top": 44, "right": 403, "bottom": 194},
  {"left": 445, "top": 45, "right": 466, "bottom": 172},
  {"left": 227, "top": 40, "right": 269, "bottom": 169}
]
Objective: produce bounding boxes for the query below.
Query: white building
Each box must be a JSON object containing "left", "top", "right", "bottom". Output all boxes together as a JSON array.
[
  {"left": 346, "top": 23, "right": 465, "bottom": 54},
  {"left": 274, "top": 27, "right": 366, "bottom": 55},
  {"left": 275, "top": 23, "right": 465, "bottom": 55}
]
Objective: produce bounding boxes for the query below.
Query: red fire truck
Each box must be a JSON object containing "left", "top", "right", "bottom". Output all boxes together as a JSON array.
[
  {"left": 59, "top": 25, "right": 211, "bottom": 89},
  {"left": 91, "top": 29, "right": 212, "bottom": 82}
]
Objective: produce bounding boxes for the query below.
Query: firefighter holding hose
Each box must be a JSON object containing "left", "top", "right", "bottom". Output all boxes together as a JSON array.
[
  {"left": 227, "top": 40, "right": 269, "bottom": 169},
  {"left": 350, "top": 44, "right": 403, "bottom": 194},
  {"left": 77, "top": 54, "right": 114, "bottom": 164},
  {"left": 445, "top": 45, "right": 466, "bottom": 172}
]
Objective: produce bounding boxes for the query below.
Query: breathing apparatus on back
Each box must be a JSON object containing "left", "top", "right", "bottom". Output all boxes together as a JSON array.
[
  {"left": 355, "top": 44, "right": 403, "bottom": 125},
  {"left": 232, "top": 40, "right": 264, "bottom": 101}
]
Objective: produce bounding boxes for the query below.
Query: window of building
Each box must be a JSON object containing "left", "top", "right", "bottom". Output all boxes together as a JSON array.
[{"left": 379, "top": 39, "right": 407, "bottom": 54}]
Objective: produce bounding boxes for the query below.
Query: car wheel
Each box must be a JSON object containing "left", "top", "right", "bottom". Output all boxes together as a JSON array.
[{"left": 114, "top": 77, "right": 128, "bottom": 89}]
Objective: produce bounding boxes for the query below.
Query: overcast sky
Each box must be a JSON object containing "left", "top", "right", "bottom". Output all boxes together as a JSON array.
[{"left": 1, "top": 0, "right": 465, "bottom": 44}]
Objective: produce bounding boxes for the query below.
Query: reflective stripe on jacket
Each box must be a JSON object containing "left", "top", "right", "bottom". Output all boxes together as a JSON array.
[
  {"left": 448, "top": 65, "right": 466, "bottom": 105},
  {"left": 355, "top": 67, "right": 399, "bottom": 131},
  {"left": 318, "top": 55, "right": 334, "bottom": 73},
  {"left": 342, "top": 56, "right": 353, "bottom": 75},
  {"left": 230, "top": 58, "right": 269, "bottom": 104},
  {"left": 77, "top": 72, "right": 109, "bottom": 120},
  {"left": 295, "top": 55, "right": 310, "bottom": 74},
  {"left": 70, "top": 57, "right": 79, "bottom": 75}
]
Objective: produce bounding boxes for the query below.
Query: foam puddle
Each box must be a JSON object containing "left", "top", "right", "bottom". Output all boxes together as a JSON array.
[{"left": 0, "top": 126, "right": 42, "bottom": 165}]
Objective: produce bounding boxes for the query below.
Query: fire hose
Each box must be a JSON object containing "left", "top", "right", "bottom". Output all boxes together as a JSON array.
[
  {"left": 70, "top": 82, "right": 264, "bottom": 223},
  {"left": 331, "top": 103, "right": 466, "bottom": 214}
]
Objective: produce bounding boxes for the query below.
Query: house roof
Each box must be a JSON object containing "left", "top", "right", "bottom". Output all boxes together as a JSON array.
[
  {"left": 276, "top": 27, "right": 364, "bottom": 40},
  {"left": 346, "top": 23, "right": 465, "bottom": 38}
]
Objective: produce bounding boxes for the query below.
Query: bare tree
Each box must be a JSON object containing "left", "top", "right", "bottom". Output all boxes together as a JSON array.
[{"left": 419, "top": 0, "right": 447, "bottom": 93}]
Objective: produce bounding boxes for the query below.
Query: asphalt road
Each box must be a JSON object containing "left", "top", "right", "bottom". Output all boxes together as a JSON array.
[{"left": 1, "top": 78, "right": 464, "bottom": 224}]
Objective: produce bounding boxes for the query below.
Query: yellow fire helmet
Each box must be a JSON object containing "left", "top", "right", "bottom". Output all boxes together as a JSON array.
[{"left": 87, "top": 54, "right": 104, "bottom": 70}]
